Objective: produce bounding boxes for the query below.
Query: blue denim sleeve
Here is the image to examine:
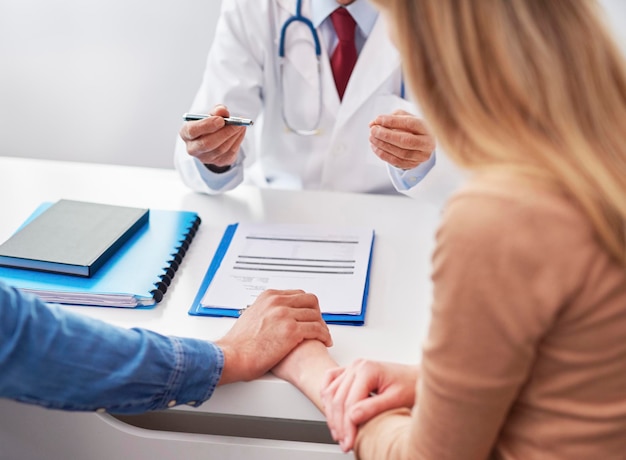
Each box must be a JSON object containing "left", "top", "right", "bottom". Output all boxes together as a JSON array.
[{"left": 0, "top": 282, "right": 224, "bottom": 414}]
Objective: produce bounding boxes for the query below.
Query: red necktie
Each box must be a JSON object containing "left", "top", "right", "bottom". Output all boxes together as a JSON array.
[{"left": 330, "top": 8, "right": 357, "bottom": 101}]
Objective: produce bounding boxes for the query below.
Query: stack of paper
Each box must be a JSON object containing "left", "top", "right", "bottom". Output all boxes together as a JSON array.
[{"left": 189, "top": 222, "right": 374, "bottom": 325}]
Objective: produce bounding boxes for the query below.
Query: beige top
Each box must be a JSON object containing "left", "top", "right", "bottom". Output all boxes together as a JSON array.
[{"left": 355, "top": 173, "right": 626, "bottom": 460}]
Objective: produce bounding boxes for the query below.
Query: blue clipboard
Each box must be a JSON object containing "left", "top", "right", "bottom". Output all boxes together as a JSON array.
[{"left": 188, "top": 223, "right": 374, "bottom": 326}]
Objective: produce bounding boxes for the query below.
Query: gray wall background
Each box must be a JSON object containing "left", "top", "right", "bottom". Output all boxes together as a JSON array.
[
  {"left": 0, "top": 0, "right": 625, "bottom": 170},
  {"left": 0, "top": 0, "right": 222, "bottom": 169}
]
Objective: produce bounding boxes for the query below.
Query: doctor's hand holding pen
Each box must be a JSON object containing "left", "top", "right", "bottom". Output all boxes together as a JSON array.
[
  {"left": 179, "top": 104, "right": 250, "bottom": 173},
  {"left": 369, "top": 110, "right": 437, "bottom": 170}
]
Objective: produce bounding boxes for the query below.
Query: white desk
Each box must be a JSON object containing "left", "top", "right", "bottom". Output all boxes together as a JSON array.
[{"left": 0, "top": 156, "right": 441, "bottom": 459}]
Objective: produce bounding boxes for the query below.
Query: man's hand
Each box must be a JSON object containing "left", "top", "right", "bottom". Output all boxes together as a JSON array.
[
  {"left": 320, "top": 360, "right": 419, "bottom": 452},
  {"left": 369, "top": 110, "right": 436, "bottom": 170},
  {"left": 179, "top": 104, "right": 246, "bottom": 169},
  {"left": 215, "top": 289, "right": 332, "bottom": 385}
]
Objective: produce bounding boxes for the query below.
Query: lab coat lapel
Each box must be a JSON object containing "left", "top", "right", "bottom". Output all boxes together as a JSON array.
[
  {"left": 275, "top": 0, "right": 340, "bottom": 116},
  {"left": 334, "top": 17, "right": 400, "bottom": 131},
  {"left": 319, "top": 32, "right": 342, "bottom": 115}
]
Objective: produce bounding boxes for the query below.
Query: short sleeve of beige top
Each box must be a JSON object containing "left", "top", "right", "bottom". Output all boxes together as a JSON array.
[{"left": 354, "top": 173, "right": 626, "bottom": 460}]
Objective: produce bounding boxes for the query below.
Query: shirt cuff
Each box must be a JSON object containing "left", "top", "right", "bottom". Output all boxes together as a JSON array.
[
  {"left": 388, "top": 150, "right": 437, "bottom": 191},
  {"left": 194, "top": 153, "right": 245, "bottom": 192},
  {"left": 204, "top": 163, "right": 233, "bottom": 174},
  {"left": 162, "top": 337, "right": 224, "bottom": 409}
]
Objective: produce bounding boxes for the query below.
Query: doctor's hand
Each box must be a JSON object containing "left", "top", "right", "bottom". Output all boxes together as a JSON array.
[
  {"left": 179, "top": 104, "right": 246, "bottom": 170},
  {"left": 369, "top": 110, "right": 436, "bottom": 170},
  {"left": 320, "top": 360, "right": 419, "bottom": 453},
  {"left": 215, "top": 289, "right": 332, "bottom": 385}
]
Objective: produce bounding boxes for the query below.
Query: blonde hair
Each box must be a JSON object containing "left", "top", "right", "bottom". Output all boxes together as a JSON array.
[{"left": 373, "top": 0, "right": 626, "bottom": 266}]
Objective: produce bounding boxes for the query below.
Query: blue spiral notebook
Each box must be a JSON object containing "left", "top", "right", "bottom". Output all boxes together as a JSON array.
[
  {"left": 188, "top": 223, "right": 374, "bottom": 326},
  {"left": 0, "top": 202, "right": 201, "bottom": 308}
]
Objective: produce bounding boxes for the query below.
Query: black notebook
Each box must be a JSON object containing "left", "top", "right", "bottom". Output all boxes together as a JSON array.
[{"left": 0, "top": 199, "right": 149, "bottom": 277}]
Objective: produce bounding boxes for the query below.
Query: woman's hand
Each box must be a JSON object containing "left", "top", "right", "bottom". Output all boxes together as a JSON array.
[{"left": 320, "top": 359, "right": 419, "bottom": 452}]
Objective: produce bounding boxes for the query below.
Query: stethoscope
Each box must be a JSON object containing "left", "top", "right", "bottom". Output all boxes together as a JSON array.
[
  {"left": 278, "top": 0, "right": 323, "bottom": 136},
  {"left": 277, "top": 0, "right": 406, "bottom": 136}
]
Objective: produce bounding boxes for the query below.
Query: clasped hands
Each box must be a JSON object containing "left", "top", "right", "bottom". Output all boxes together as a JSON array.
[
  {"left": 214, "top": 289, "right": 332, "bottom": 385},
  {"left": 215, "top": 288, "right": 419, "bottom": 453}
]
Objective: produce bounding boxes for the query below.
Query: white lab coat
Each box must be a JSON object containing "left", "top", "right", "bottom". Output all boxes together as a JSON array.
[{"left": 175, "top": 0, "right": 464, "bottom": 201}]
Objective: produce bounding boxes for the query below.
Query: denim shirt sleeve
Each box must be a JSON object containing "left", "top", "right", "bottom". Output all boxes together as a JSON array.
[{"left": 0, "top": 282, "right": 224, "bottom": 414}]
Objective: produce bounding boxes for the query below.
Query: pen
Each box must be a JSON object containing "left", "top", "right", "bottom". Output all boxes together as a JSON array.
[{"left": 183, "top": 113, "right": 254, "bottom": 126}]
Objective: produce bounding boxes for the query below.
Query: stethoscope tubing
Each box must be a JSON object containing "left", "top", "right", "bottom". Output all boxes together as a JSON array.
[
  {"left": 279, "top": 0, "right": 321, "bottom": 58},
  {"left": 278, "top": 0, "right": 324, "bottom": 135},
  {"left": 277, "top": 0, "right": 405, "bottom": 135}
]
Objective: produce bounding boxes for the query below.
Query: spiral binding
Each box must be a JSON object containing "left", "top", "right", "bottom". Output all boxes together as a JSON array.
[{"left": 149, "top": 214, "right": 202, "bottom": 303}]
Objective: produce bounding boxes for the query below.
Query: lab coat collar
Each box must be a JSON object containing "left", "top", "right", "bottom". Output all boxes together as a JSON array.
[
  {"left": 311, "top": 0, "right": 378, "bottom": 38},
  {"left": 274, "top": 0, "right": 400, "bottom": 123},
  {"left": 275, "top": 0, "right": 303, "bottom": 15}
]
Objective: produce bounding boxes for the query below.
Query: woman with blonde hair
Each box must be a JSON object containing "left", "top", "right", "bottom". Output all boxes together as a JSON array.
[{"left": 271, "top": 0, "right": 626, "bottom": 458}]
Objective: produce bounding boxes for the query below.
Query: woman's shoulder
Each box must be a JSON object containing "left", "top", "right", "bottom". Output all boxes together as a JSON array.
[
  {"left": 437, "top": 171, "right": 595, "bottom": 269},
  {"left": 444, "top": 171, "right": 588, "bottom": 233},
  {"left": 433, "top": 171, "right": 603, "bottom": 317}
]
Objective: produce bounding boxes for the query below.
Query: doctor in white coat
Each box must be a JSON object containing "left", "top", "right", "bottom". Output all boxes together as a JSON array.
[{"left": 175, "top": 0, "right": 460, "bottom": 198}]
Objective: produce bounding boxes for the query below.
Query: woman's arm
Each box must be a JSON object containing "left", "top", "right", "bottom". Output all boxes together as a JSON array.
[
  {"left": 273, "top": 340, "right": 420, "bottom": 452},
  {"left": 272, "top": 339, "right": 338, "bottom": 412}
]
